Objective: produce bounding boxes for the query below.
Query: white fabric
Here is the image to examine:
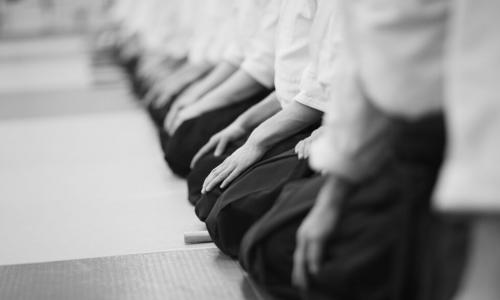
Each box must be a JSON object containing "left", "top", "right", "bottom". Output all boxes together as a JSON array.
[
  {"left": 434, "top": 0, "right": 500, "bottom": 213},
  {"left": 110, "top": 0, "right": 136, "bottom": 24},
  {"left": 223, "top": 0, "right": 268, "bottom": 67},
  {"left": 273, "top": 0, "right": 316, "bottom": 107},
  {"left": 308, "top": 0, "right": 399, "bottom": 180},
  {"left": 163, "top": 0, "right": 197, "bottom": 59},
  {"left": 240, "top": 0, "right": 282, "bottom": 89},
  {"left": 188, "top": 0, "right": 234, "bottom": 65},
  {"left": 341, "top": 0, "right": 446, "bottom": 119},
  {"left": 309, "top": 48, "right": 394, "bottom": 180},
  {"left": 140, "top": 0, "right": 179, "bottom": 53},
  {"left": 311, "top": 0, "right": 500, "bottom": 211},
  {"left": 294, "top": 0, "right": 342, "bottom": 113}
]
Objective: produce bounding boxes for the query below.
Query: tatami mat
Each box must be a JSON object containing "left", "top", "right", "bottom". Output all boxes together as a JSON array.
[
  {"left": 0, "top": 34, "right": 272, "bottom": 300},
  {"left": 0, "top": 35, "right": 91, "bottom": 93},
  {"left": 0, "top": 248, "right": 268, "bottom": 300},
  {"left": 0, "top": 88, "right": 136, "bottom": 120},
  {"left": 0, "top": 36, "right": 86, "bottom": 60},
  {"left": 0, "top": 55, "right": 92, "bottom": 93},
  {"left": 0, "top": 111, "right": 209, "bottom": 266}
]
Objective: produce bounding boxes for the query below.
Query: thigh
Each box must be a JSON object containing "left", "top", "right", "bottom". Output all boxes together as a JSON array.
[
  {"left": 164, "top": 99, "right": 262, "bottom": 177},
  {"left": 193, "top": 128, "right": 316, "bottom": 220},
  {"left": 240, "top": 176, "right": 326, "bottom": 299},
  {"left": 204, "top": 150, "right": 314, "bottom": 256}
]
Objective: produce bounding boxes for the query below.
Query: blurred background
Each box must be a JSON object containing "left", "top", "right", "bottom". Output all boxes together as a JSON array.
[{"left": 0, "top": 0, "right": 110, "bottom": 38}]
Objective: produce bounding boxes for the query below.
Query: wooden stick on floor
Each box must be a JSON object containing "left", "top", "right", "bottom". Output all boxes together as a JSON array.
[{"left": 184, "top": 231, "right": 213, "bottom": 244}]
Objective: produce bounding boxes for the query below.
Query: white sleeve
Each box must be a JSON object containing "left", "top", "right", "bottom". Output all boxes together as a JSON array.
[
  {"left": 295, "top": 0, "right": 342, "bottom": 112},
  {"left": 240, "top": 0, "right": 281, "bottom": 88},
  {"left": 309, "top": 53, "right": 394, "bottom": 182},
  {"left": 294, "top": 63, "right": 328, "bottom": 112}
]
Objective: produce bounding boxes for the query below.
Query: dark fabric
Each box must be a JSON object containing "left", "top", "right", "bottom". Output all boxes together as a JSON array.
[
  {"left": 130, "top": 75, "right": 150, "bottom": 99},
  {"left": 204, "top": 149, "right": 315, "bottom": 257},
  {"left": 190, "top": 124, "right": 319, "bottom": 257},
  {"left": 147, "top": 66, "right": 214, "bottom": 127},
  {"left": 187, "top": 136, "right": 245, "bottom": 205},
  {"left": 188, "top": 124, "right": 318, "bottom": 208},
  {"left": 120, "top": 54, "right": 139, "bottom": 76},
  {"left": 146, "top": 81, "right": 194, "bottom": 128},
  {"left": 239, "top": 114, "right": 470, "bottom": 300},
  {"left": 117, "top": 51, "right": 149, "bottom": 99},
  {"left": 162, "top": 92, "right": 266, "bottom": 178},
  {"left": 240, "top": 176, "right": 326, "bottom": 300},
  {"left": 148, "top": 101, "right": 172, "bottom": 128},
  {"left": 414, "top": 214, "right": 470, "bottom": 300}
]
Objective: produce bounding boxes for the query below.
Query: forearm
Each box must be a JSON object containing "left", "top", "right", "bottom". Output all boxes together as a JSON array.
[
  {"left": 315, "top": 175, "right": 353, "bottom": 209},
  {"left": 166, "top": 62, "right": 213, "bottom": 93},
  {"left": 247, "top": 102, "right": 323, "bottom": 151},
  {"left": 310, "top": 98, "right": 395, "bottom": 183},
  {"left": 232, "top": 92, "right": 281, "bottom": 132},
  {"left": 186, "top": 61, "right": 238, "bottom": 100},
  {"left": 185, "top": 69, "right": 269, "bottom": 115}
]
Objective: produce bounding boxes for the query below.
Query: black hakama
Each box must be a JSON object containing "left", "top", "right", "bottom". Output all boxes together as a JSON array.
[
  {"left": 161, "top": 92, "right": 268, "bottom": 178},
  {"left": 239, "top": 114, "right": 469, "bottom": 300},
  {"left": 189, "top": 125, "right": 319, "bottom": 257}
]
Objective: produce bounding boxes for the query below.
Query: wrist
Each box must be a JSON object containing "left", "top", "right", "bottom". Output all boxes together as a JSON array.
[
  {"left": 232, "top": 117, "right": 251, "bottom": 134},
  {"left": 246, "top": 131, "right": 269, "bottom": 152},
  {"left": 317, "top": 176, "right": 353, "bottom": 209}
]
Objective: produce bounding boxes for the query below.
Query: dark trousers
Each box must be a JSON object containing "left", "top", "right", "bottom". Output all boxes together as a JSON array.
[
  {"left": 239, "top": 114, "right": 469, "bottom": 300},
  {"left": 161, "top": 92, "right": 268, "bottom": 178},
  {"left": 190, "top": 125, "right": 319, "bottom": 257}
]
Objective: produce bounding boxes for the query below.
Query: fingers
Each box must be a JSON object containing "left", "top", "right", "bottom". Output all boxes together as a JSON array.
[
  {"left": 164, "top": 105, "right": 180, "bottom": 131},
  {"left": 169, "top": 114, "right": 184, "bottom": 135},
  {"left": 296, "top": 138, "right": 313, "bottom": 160},
  {"left": 202, "top": 163, "right": 235, "bottom": 194},
  {"left": 295, "top": 141, "right": 305, "bottom": 160},
  {"left": 142, "top": 88, "right": 157, "bottom": 106},
  {"left": 292, "top": 227, "right": 326, "bottom": 290},
  {"left": 220, "top": 166, "right": 243, "bottom": 189},
  {"left": 191, "top": 138, "right": 218, "bottom": 169},
  {"left": 306, "top": 239, "right": 323, "bottom": 275},
  {"left": 154, "top": 89, "right": 173, "bottom": 108},
  {"left": 214, "top": 138, "right": 228, "bottom": 157},
  {"left": 302, "top": 139, "right": 311, "bottom": 159},
  {"left": 292, "top": 235, "right": 308, "bottom": 290},
  {"left": 166, "top": 109, "right": 179, "bottom": 135},
  {"left": 295, "top": 141, "right": 301, "bottom": 156}
]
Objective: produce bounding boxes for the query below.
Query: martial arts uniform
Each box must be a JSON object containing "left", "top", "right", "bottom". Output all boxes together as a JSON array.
[
  {"left": 146, "top": 0, "right": 233, "bottom": 127},
  {"left": 110, "top": 0, "right": 143, "bottom": 76},
  {"left": 110, "top": 0, "right": 176, "bottom": 97},
  {"left": 159, "top": 0, "right": 276, "bottom": 177},
  {"left": 126, "top": 0, "right": 181, "bottom": 99},
  {"left": 188, "top": 0, "right": 333, "bottom": 258},
  {"left": 240, "top": 0, "right": 470, "bottom": 299},
  {"left": 425, "top": 1, "right": 500, "bottom": 299}
]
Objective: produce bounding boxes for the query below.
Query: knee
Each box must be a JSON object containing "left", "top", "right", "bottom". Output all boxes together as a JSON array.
[
  {"left": 206, "top": 201, "right": 262, "bottom": 258},
  {"left": 194, "top": 185, "right": 223, "bottom": 221},
  {"left": 208, "top": 206, "right": 245, "bottom": 257},
  {"left": 164, "top": 136, "right": 191, "bottom": 178},
  {"left": 243, "top": 225, "right": 296, "bottom": 296},
  {"left": 148, "top": 105, "right": 169, "bottom": 127},
  {"left": 187, "top": 154, "right": 225, "bottom": 205},
  {"left": 163, "top": 120, "right": 202, "bottom": 178},
  {"left": 158, "top": 129, "right": 170, "bottom": 153}
]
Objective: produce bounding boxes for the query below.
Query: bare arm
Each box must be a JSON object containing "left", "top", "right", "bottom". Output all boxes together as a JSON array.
[
  {"left": 190, "top": 92, "right": 281, "bottom": 167},
  {"left": 185, "top": 69, "right": 270, "bottom": 115},
  {"left": 202, "top": 101, "right": 323, "bottom": 192},
  {"left": 183, "top": 61, "right": 239, "bottom": 101},
  {"left": 247, "top": 102, "right": 323, "bottom": 151}
]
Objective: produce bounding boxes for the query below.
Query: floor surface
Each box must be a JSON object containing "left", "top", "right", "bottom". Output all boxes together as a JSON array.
[{"left": 0, "top": 36, "right": 212, "bottom": 266}]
